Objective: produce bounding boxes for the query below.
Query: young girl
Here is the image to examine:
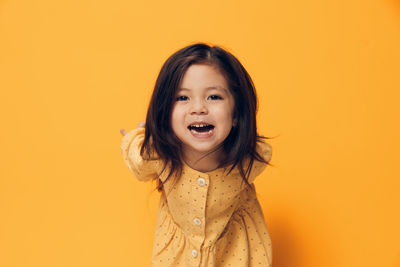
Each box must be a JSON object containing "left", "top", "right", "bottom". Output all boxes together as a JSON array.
[{"left": 120, "top": 42, "right": 273, "bottom": 267}]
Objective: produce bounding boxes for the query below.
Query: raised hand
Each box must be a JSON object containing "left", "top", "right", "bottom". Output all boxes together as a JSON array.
[{"left": 120, "top": 121, "right": 145, "bottom": 136}]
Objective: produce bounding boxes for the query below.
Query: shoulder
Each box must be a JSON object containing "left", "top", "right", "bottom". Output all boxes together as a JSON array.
[
  {"left": 247, "top": 140, "right": 273, "bottom": 184},
  {"left": 256, "top": 140, "right": 272, "bottom": 163}
]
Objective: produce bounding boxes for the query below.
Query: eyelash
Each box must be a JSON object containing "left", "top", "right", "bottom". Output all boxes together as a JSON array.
[
  {"left": 176, "top": 96, "right": 188, "bottom": 101},
  {"left": 175, "top": 95, "right": 223, "bottom": 101},
  {"left": 209, "top": 95, "right": 223, "bottom": 100}
]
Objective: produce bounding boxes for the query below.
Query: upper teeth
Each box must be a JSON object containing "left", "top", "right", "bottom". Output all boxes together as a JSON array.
[{"left": 191, "top": 124, "right": 208, "bottom": 127}]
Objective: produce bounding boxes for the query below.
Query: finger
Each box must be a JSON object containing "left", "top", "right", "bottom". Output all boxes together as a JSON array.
[
  {"left": 137, "top": 121, "right": 145, "bottom": 128},
  {"left": 120, "top": 128, "right": 127, "bottom": 136}
]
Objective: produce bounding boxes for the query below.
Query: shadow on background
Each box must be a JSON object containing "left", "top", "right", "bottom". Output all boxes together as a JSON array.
[{"left": 270, "top": 215, "right": 302, "bottom": 267}]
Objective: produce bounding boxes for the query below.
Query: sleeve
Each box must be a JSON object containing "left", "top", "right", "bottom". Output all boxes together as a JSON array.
[
  {"left": 120, "top": 127, "right": 162, "bottom": 182},
  {"left": 247, "top": 141, "right": 273, "bottom": 184}
]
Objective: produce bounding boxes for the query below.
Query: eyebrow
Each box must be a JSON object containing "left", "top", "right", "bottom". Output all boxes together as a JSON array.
[{"left": 178, "top": 86, "right": 229, "bottom": 93}]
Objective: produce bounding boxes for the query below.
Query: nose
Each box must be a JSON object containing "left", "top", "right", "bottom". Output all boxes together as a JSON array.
[{"left": 189, "top": 98, "right": 208, "bottom": 115}]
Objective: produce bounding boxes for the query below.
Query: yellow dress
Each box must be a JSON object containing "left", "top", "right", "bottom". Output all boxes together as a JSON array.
[{"left": 121, "top": 127, "right": 273, "bottom": 267}]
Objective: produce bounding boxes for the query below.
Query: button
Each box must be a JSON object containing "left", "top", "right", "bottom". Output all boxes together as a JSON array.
[
  {"left": 197, "top": 177, "right": 206, "bottom": 186},
  {"left": 192, "top": 249, "right": 198, "bottom": 258},
  {"left": 193, "top": 218, "right": 202, "bottom": 225}
]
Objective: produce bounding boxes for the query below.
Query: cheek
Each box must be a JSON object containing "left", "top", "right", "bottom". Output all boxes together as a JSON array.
[
  {"left": 217, "top": 111, "right": 235, "bottom": 130},
  {"left": 170, "top": 107, "right": 185, "bottom": 128},
  {"left": 218, "top": 106, "right": 235, "bottom": 121}
]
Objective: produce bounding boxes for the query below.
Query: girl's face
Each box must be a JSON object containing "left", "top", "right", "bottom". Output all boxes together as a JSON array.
[{"left": 171, "top": 64, "right": 236, "bottom": 163}]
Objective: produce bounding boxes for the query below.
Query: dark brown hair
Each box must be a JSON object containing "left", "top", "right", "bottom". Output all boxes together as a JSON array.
[{"left": 141, "top": 42, "right": 272, "bottom": 192}]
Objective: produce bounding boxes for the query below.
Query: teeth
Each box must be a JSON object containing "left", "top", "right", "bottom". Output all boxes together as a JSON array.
[
  {"left": 190, "top": 129, "right": 213, "bottom": 134},
  {"left": 191, "top": 124, "right": 208, "bottom": 128}
]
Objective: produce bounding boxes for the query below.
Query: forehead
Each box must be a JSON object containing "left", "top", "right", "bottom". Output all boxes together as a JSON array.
[{"left": 179, "top": 64, "right": 228, "bottom": 87}]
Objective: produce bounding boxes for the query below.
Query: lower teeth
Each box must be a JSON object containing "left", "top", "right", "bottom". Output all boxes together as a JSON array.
[{"left": 191, "top": 129, "right": 213, "bottom": 135}]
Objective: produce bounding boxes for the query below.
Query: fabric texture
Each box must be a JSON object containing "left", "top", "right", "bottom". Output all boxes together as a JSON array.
[{"left": 121, "top": 127, "right": 273, "bottom": 267}]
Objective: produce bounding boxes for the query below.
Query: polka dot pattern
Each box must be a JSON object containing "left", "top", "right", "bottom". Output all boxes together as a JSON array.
[{"left": 121, "top": 128, "right": 273, "bottom": 266}]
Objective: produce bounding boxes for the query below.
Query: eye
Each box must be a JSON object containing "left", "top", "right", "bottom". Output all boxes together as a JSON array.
[
  {"left": 208, "top": 95, "right": 223, "bottom": 100},
  {"left": 176, "top": 95, "right": 188, "bottom": 101}
]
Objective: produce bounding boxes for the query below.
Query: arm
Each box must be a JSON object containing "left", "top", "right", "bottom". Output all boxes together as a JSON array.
[{"left": 120, "top": 124, "right": 162, "bottom": 182}]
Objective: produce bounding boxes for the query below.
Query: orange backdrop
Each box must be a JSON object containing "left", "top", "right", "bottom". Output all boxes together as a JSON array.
[{"left": 1, "top": 0, "right": 399, "bottom": 266}]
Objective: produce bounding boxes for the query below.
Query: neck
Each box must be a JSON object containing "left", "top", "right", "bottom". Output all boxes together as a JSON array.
[{"left": 182, "top": 147, "right": 225, "bottom": 173}]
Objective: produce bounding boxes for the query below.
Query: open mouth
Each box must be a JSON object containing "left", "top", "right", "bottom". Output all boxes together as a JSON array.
[{"left": 187, "top": 123, "right": 215, "bottom": 134}]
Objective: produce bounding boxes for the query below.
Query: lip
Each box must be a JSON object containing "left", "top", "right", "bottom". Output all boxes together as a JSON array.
[{"left": 189, "top": 128, "right": 214, "bottom": 138}]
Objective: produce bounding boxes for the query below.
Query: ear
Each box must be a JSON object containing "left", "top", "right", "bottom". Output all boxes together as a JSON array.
[{"left": 232, "top": 117, "right": 238, "bottom": 127}]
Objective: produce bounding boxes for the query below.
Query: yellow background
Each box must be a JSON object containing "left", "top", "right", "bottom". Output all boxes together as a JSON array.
[{"left": 1, "top": 0, "right": 399, "bottom": 266}]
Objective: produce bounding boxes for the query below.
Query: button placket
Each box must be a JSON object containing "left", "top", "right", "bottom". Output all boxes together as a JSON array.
[{"left": 190, "top": 172, "right": 207, "bottom": 261}]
